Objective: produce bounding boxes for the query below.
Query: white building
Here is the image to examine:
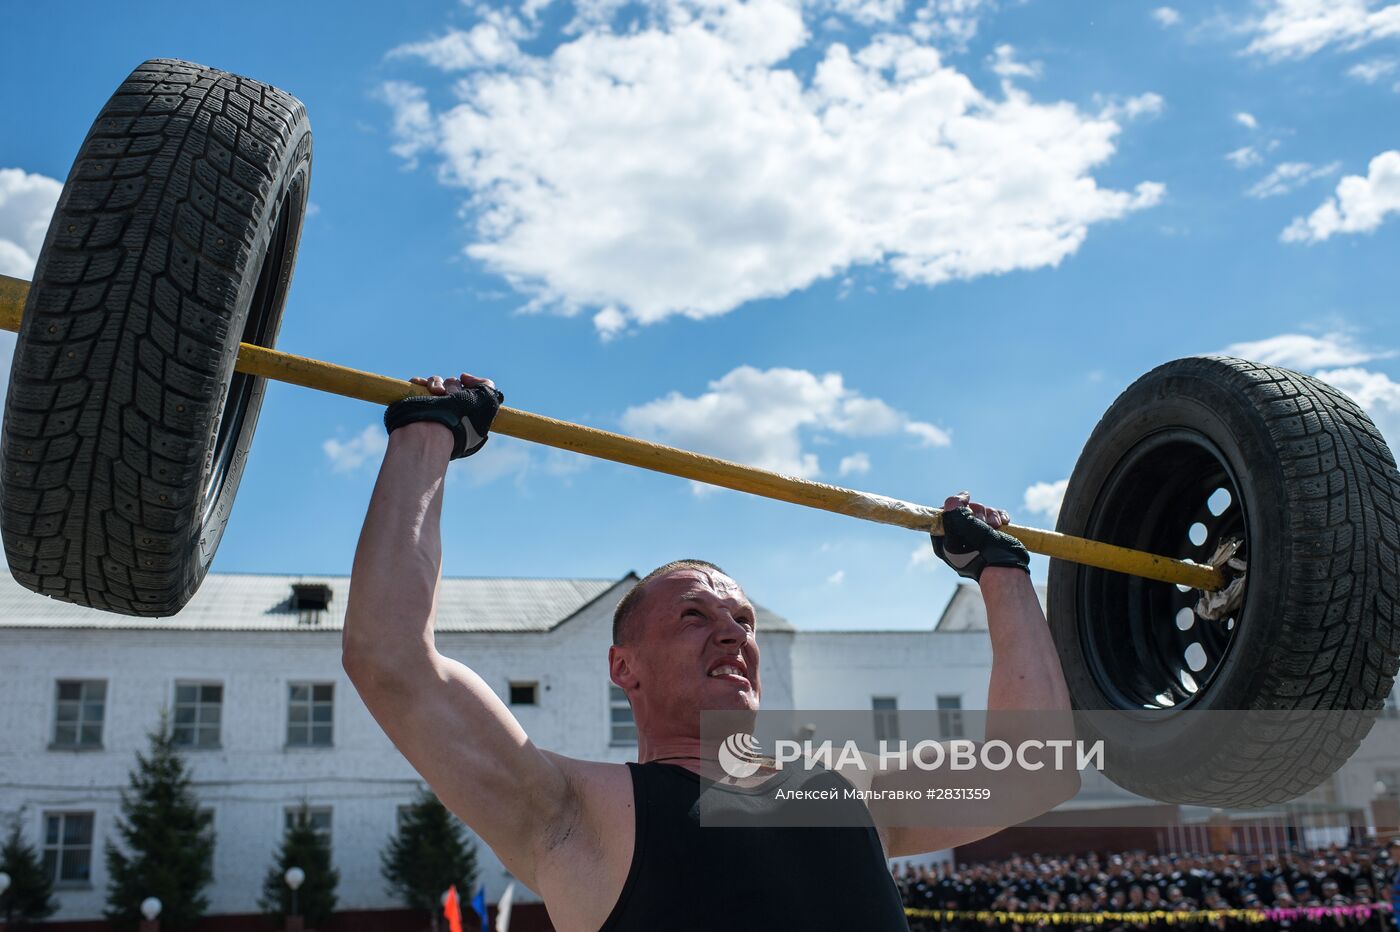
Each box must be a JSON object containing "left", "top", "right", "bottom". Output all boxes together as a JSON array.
[
  {"left": 2, "top": 571, "right": 1397, "bottom": 924},
  {"left": 0, "top": 569, "right": 797, "bottom": 924}
]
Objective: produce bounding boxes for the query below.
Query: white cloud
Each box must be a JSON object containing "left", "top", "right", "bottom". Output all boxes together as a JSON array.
[
  {"left": 1282, "top": 150, "right": 1400, "bottom": 242},
  {"left": 988, "top": 44, "right": 1040, "bottom": 80},
  {"left": 619, "top": 366, "right": 948, "bottom": 484},
  {"left": 1235, "top": 111, "right": 1259, "bottom": 129},
  {"left": 1152, "top": 6, "right": 1182, "bottom": 27},
  {"left": 383, "top": 0, "right": 1164, "bottom": 334},
  {"left": 1223, "top": 331, "right": 1388, "bottom": 369},
  {"left": 1022, "top": 478, "right": 1068, "bottom": 524},
  {"left": 838, "top": 452, "right": 871, "bottom": 475},
  {"left": 592, "top": 305, "right": 627, "bottom": 339},
  {"left": 0, "top": 167, "right": 62, "bottom": 278},
  {"left": 1226, "top": 146, "right": 1263, "bottom": 169},
  {"left": 1096, "top": 92, "right": 1166, "bottom": 122},
  {"left": 826, "top": 569, "right": 846, "bottom": 584},
  {"left": 323, "top": 425, "right": 389, "bottom": 473},
  {"left": 904, "top": 421, "right": 952, "bottom": 447},
  {"left": 826, "top": 0, "right": 907, "bottom": 27},
  {"left": 388, "top": 22, "right": 525, "bottom": 70},
  {"left": 1313, "top": 366, "right": 1400, "bottom": 447},
  {"left": 1242, "top": 0, "right": 1400, "bottom": 60},
  {"left": 1245, "top": 160, "right": 1341, "bottom": 198},
  {"left": 1347, "top": 57, "right": 1400, "bottom": 82},
  {"left": 377, "top": 81, "right": 436, "bottom": 169},
  {"left": 910, "top": 0, "right": 997, "bottom": 48}
]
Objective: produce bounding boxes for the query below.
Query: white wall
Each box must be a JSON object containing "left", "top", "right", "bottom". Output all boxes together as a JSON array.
[{"left": 792, "top": 630, "right": 992, "bottom": 710}]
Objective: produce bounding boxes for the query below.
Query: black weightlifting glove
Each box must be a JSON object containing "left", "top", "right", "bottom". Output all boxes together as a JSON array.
[
  {"left": 384, "top": 385, "right": 504, "bottom": 460},
  {"left": 931, "top": 506, "right": 1030, "bottom": 582}
]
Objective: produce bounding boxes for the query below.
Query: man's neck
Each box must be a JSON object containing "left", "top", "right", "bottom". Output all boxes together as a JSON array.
[
  {"left": 637, "top": 733, "right": 709, "bottom": 765},
  {"left": 636, "top": 734, "right": 778, "bottom": 783}
]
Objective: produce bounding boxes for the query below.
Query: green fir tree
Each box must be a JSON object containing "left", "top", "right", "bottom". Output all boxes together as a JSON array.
[
  {"left": 103, "top": 716, "right": 214, "bottom": 931},
  {"left": 261, "top": 805, "right": 339, "bottom": 929},
  {"left": 381, "top": 788, "right": 479, "bottom": 931},
  {"left": 0, "top": 821, "right": 58, "bottom": 929}
]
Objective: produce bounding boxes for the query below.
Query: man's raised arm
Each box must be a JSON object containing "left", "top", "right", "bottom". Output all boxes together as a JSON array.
[
  {"left": 880, "top": 493, "right": 1079, "bottom": 856},
  {"left": 341, "top": 374, "right": 574, "bottom": 890}
]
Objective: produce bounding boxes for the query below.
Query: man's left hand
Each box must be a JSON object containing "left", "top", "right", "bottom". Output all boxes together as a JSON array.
[
  {"left": 385, "top": 372, "right": 503, "bottom": 460},
  {"left": 931, "top": 491, "right": 1029, "bottom": 582}
]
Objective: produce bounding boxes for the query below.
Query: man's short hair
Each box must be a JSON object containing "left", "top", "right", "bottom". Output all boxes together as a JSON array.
[{"left": 612, "top": 559, "right": 729, "bottom": 645}]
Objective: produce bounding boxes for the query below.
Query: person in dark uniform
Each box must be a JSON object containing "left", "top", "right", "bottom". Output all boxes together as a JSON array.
[
  {"left": 342, "top": 374, "right": 1079, "bottom": 932},
  {"left": 1387, "top": 839, "right": 1400, "bottom": 932}
]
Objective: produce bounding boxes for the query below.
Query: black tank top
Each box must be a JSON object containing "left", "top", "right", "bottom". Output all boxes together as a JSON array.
[{"left": 598, "top": 761, "right": 910, "bottom": 931}]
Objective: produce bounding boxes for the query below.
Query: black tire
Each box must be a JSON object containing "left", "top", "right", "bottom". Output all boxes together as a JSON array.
[
  {"left": 1048, "top": 355, "right": 1400, "bottom": 806},
  {"left": 1, "top": 59, "right": 311, "bottom": 616}
]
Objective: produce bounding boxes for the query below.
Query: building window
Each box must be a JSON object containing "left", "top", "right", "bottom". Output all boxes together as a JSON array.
[
  {"left": 610, "top": 684, "right": 636, "bottom": 746},
  {"left": 285, "top": 806, "right": 333, "bottom": 846},
  {"left": 287, "top": 683, "right": 334, "bottom": 747},
  {"left": 173, "top": 682, "right": 223, "bottom": 748},
  {"left": 872, "top": 697, "right": 899, "bottom": 743},
  {"left": 52, "top": 680, "right": 105, "bottom": 749},
  {"left": 43, "top": 812, "right": 94, "bottom": 886},
  {"left": 509, "top": 682, "right": 539, "bottom": 706},
  {"left": 937, "top": 695, "right": 964, "bottom": 739}
]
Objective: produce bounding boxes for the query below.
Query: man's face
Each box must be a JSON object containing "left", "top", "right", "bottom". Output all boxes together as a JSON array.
[{"left": 611, "top": 568, "right": 762, "bottom": 731}]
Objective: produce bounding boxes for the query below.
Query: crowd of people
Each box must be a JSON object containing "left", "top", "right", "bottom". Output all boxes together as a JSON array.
[{"left": 896, "top": 841, "right": 1400, "bottom": 932}]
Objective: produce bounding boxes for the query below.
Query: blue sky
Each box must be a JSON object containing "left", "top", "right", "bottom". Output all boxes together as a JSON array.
[{"left": 2, "top": 0, "right": 1398, "bottom": 630}]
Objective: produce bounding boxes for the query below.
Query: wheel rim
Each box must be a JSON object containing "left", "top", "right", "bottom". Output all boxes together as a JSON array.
[
  {"left": 1077, "top": 428, "right": 1249, "bottom": 711},
  {"left": 199, "top": 186, "right": 298, "bottom": 524}
]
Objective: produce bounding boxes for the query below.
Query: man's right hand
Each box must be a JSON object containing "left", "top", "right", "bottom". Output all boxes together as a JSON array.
[{"left": 385, "top": 372, "right": 503, "bottom": 459}]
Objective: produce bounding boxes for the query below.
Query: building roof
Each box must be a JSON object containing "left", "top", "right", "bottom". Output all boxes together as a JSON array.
[{"left": 0, "top": 570, "right": 796, "bottom": 633}]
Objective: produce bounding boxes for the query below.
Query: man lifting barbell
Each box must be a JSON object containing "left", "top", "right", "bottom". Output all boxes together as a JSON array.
[
  {"left": 342, "top": 372, "right": 1078, "bottom": 932},
  {"left": 4, "top": 59, "right": 1399, "bottom": 857}
]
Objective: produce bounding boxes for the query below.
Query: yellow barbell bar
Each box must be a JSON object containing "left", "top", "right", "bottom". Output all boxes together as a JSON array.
[{"left": 0, "top": 273, "right": 1225, "bottom": 591}]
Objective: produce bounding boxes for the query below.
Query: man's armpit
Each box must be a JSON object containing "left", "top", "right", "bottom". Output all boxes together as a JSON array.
[{"left": 538, "top": 763, "right": 585, "bottom": 854}]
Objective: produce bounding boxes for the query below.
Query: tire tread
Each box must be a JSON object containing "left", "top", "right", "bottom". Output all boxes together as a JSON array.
[{"left": 2, "top": 59, "right": 309, "bottom": 616}]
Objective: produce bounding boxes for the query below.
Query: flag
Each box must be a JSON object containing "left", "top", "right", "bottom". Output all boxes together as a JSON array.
[
  {"left": 443, "top": 885, "right": 463, "bottom": 932},
  {"left": 495, "top": 882, "right": 516, "bottom": 932},
  {"left": 471, "top": 885, "right": 488, "bottom": 932}
]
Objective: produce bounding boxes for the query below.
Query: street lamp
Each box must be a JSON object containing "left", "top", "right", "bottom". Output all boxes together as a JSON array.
[
  {"left": 139, "top": 896, "right": 161, "bottom": 932},
  {"left": 284, "top": 866, "right": 305, "bottom": 932}
]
